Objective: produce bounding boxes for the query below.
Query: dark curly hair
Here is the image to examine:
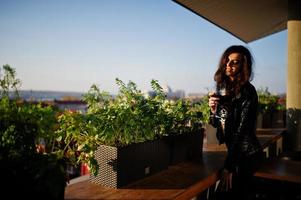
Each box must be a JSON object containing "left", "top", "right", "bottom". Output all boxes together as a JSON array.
[{"left": 214, "top": 45, "right": 254, "bottom": 95}]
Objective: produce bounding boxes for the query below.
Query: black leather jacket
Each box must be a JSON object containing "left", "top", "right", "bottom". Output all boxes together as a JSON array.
[{"left": 210, "top": 82, "right": 262, "bottom": 172}]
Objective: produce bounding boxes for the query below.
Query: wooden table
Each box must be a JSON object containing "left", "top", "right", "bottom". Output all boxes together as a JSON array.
[
  {"left": 65, "top": 129, "right": 284, "bottom": 200},
  {"left": 255, "top": 158, "right": 301, "bottom": 184},
  {"left": 65, "top": 152, "right": 226, "bottom": 200}
]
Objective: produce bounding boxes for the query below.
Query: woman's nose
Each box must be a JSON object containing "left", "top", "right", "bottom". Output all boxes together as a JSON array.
[{"left": 227, "top": 61, "right": 233, "bottom": 67}]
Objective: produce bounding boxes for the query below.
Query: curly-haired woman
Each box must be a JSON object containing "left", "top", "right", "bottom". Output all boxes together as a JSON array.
[{"left": 209, "top": 45, "right": 264, "bottom": 200}]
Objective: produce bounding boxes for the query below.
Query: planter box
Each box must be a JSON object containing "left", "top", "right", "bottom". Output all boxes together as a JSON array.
[
  {"left": 169, "top": 129, "right": 204, "bottom": 165},
  {"left": 89, "top": 139, "right": 170, "bottom": 188},
  {"left": 257, "top": 110, "right": 286, "bottom": 128}
]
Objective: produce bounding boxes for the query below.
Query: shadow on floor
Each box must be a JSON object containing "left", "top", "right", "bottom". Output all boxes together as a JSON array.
[{"left": 252, "top": 176, "right": 301, "bottom": 200}]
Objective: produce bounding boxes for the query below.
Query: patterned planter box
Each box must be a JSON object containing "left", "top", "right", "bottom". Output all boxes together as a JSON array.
[
  {"left": 89, "top": 138, "right": 170, "bottom": 188},
  {"left": 257, "top": 110, "right": 286, "bottom": 128},
  {"left": 169, "top": 129, "right": 205, "bottom": 165}
]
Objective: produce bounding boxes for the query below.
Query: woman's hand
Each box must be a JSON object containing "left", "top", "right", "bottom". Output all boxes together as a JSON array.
[
  {"left": 220, "top": 169, "right": 233, "bottom": 191},
  {"left": 208, "top": 94, "right": 219, "bottom": 114}
]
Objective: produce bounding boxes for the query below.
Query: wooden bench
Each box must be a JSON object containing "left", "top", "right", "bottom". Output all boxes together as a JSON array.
[
  {"left": 255, "top": 157, "right": 301, "bottom": 183},
  {"left": 254, "top": 156, "right": 301, "bottom": 199},
  {"left": 256, "top": 128, "right": 286, "bottom": 158},
  {"left": 253, "top": 129, "right": 301, "bottom": 198}
]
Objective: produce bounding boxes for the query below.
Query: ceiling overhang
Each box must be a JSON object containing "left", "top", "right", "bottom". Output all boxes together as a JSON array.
[{"left": 173, "top": 0, "right": 288, "bottom": 43}]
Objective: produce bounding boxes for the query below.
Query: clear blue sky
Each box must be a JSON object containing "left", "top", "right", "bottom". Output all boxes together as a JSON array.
[{"left": 0, "top": 0, "right": 287, "bottom": 95}]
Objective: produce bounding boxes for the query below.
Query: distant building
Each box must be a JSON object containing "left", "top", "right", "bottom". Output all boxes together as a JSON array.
[
  {"left": 162, "top": 85, "right": 172, "bottom": 95},
  {"left": 144, "top": 85, "right": 185, "bottom": 100},
  {"left": 186, "top": 93, "right": 206, "bottom": 103},
  {"left": 17, "top": 90, "right": 84, "bottom": 101},
  {"left": 163, "top": 84, "right": 185, "bottom": 99},
  {"left": 169, "top": 89, "right": 185, "bottom": 99},
  {"left": 54, "top": 100, "right": 87, "bottom": 113}
]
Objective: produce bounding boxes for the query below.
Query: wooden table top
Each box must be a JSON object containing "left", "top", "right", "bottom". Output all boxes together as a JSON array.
[
  {"left": 65, "top": 152, "right": 226, "bottom": 200},
  {"left": 255, "top": 158, "right": 301, "bottom": 184},
  {"left": 65, "top": 129, "right": 284, "bottom": 200}
]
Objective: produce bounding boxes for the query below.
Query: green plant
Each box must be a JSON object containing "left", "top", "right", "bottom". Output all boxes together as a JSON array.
[
  {"left": 0, "top": 65, "right": 57, "bottom": 160},
  {"left": 195, "top": 95, "right": 211, "bottom": 124},
  {"left": 0, "top": 65, "right": 66, "bottom": 199},
  {"left": 55, "top": 78, "right": 205, "bottom": 175},
  {"left": 81, "top": 78, "right": 169, "bottom": 146},
  {"left": 56, "top": 78, "right": 205, "bottom": 167},
  {"left": 162, "top": 98, "right": 203, "bottom": 134},
  {"left": 0, "top": 98, "right": 57, "bottom": 159},
  {"left": 0, "top": 64, "right": 21, "bottom": 97},
  {"left": 257, "top": 87, "right": 286, "bottom": 114},
  {"left": 55, "top": 111, "right": 101, "bottom": 176},
  {"left": 55, "top": 79, "right": 168, "bottom": 175}
]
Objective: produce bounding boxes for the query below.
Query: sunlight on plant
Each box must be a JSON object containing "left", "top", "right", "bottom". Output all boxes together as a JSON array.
[
  {"left": 257, "top": 87, "right": 286, "bottom": 113},
  {"left": 0, "top": 65, "right": 208, "bottom": 178}
]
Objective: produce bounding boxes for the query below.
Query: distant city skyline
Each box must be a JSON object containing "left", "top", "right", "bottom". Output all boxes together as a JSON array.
[{"left": 0, "top": 0, "right": 287, "bottom": 95}]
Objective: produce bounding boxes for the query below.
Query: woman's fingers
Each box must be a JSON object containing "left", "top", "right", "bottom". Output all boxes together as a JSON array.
[
  {"left": 208, "top": 97, "right": 219, "bottom": 113},
  {"left": 209, "top": 96, "right": 220, "bottom": 101},
  {"left": 209, "top": 97, "right": 219, "bottom": 105},
  {"left": 220, "top": 170, "right": 233, "bottom": 191},
  {"left": 229, "top": 173, "right": 232, "bottom": 189}
]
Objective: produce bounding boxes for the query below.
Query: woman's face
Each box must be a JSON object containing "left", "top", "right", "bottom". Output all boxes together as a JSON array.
[{"left": 225, "top": 52, "right": 242, "bottom": 80}]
